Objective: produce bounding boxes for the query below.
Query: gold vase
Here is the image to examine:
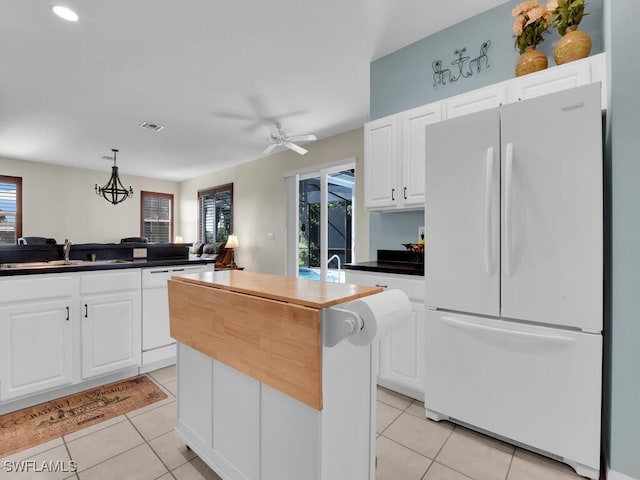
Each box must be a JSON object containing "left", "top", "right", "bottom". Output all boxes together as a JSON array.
[
  {"left": 554, "top": 25, "right": 592, "bottom": 65},
  {"left": 515, "top": 45, "right": 548, "bottom": 77}
]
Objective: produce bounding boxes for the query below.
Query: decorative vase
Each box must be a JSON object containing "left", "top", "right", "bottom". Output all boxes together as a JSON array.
[
  {"left": 554, "top": 25, "right": 592, "bottom": 65},
  {"left": 515, "top": 45, "right": 548, "bottom": 77}
]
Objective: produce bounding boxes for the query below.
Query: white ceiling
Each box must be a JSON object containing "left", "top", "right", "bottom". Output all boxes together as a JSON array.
[{"left": 0, "top": 0, "right": 509, "bottom": 181}]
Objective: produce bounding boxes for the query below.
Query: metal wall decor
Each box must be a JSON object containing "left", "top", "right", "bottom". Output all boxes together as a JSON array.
[
  {"left": 433, "top": 40, "right": 491, "bottom": 87},
  {"left": 94, "top": 148, "right": 134, "bottom": 205}
]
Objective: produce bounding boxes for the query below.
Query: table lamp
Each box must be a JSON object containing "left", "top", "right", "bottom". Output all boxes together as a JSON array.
[{"left": 226, "top": 234, "right": 240, "bottom": 268}]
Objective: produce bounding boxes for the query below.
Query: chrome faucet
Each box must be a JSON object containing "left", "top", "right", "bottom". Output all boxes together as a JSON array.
[{"left": 63, "top": 238, "right": 72, "bottom": 264}]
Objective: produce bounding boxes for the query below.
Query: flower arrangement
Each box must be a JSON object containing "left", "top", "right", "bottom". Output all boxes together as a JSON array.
[
  {"left": 547, "top": 0, "right": 588, "bottom": 36},
  {"left": 512, "top": 1, "right": 554, "bottom": 54}
]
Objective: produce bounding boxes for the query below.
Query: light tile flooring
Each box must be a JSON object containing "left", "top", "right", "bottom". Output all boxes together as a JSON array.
[{"left": 0, "top": 367, "right": 588, "bottom": 480}]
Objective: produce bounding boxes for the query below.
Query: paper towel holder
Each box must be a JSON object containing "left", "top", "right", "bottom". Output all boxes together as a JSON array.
[{"left": 324, "top": 308, "right": 365, "bottom": 347}]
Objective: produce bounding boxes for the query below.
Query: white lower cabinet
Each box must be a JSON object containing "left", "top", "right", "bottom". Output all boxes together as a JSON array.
[
  {"left": 0, "top": 269, "right": 145, "bottom": 405},
  {"left": 0, "top": 299, "right": 74, "bottom": 401},
  {"left": 80, "top": 270, "right": 141, "bottom": 379},
  {"left": 0, "top": 274, "right": 78, "bottom": 402},
  {"left": 345, "top": 270, "right": 424, "bottom": 401}
]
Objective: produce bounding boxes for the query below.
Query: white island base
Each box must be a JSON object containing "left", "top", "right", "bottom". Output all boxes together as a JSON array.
[{"left": 175, "top": 338, "right": 375, "bottom": 480}]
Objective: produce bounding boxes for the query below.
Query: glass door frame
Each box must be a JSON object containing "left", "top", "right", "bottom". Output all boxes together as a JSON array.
[{"left": 284, "top": 158, "right": 356, "bottom": 281}]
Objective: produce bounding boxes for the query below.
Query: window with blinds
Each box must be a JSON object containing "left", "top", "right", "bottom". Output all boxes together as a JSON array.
[
  {"left": 0, "top": 175, "right": 22, "bottom": 245},
  {"left": 140, "top": 191, "right": 173, "bottom": 243},
  {"left": 198, "top": 184, "right": 233, "bottom": 243}
]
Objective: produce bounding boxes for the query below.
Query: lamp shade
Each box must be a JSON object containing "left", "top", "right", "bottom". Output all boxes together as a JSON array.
[{"left": 226, "top": 234, "right": 240, "bottom": 249}]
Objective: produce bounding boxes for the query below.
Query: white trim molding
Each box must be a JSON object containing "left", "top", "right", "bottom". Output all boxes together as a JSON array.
[{"left": 608, "top": 468, "right": 640, "bottom": 480}]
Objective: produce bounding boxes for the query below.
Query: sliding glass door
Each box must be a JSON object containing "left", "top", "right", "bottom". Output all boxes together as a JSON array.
[{"left": 286, "top": 162, "right": 354, "bottom": 282}]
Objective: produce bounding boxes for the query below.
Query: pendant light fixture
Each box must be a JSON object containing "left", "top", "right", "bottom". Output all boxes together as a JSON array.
[{"left": 95, "top": 148, "right": 134, "bottom": 205}]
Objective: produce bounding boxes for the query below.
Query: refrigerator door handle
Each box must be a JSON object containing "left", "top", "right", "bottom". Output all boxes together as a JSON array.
[
  {"left": 484, "top": 146, "right": 495, "bottom": 276},
  {"left": 504, "top": 143, "right": 514, "bottom": 276},
  {"left": 440, "top": 316, "right": 575, "bottom": 345}
]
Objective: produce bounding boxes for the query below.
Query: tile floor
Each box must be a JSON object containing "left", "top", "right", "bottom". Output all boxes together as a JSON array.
[{"left": 0, "top": 366, "right": 588, "bottom": 480}]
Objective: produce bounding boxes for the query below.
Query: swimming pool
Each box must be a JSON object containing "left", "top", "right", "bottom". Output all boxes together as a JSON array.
[{"left": 298, "top": 267, "right": 344, "bottom": 283}]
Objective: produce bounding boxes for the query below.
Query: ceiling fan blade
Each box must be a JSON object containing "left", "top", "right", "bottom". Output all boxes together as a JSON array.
[
  {"left": 262, "top": 143, "right": 279, "bottom": 155},
  {"left": 284, "top": 142, "right": 308, "bottom": 155},
  {"left": 287, "top": 134, "right": 317, "bottom": 142}
]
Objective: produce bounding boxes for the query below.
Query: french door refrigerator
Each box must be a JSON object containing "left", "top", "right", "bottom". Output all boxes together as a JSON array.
[{"left": 424, "top": 83, "right": 602, "bottom": 479}]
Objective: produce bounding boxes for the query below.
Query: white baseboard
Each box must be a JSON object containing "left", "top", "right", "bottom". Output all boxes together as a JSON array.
[{"left": 608, "top": 468, "right": 640, "bottom": 480}]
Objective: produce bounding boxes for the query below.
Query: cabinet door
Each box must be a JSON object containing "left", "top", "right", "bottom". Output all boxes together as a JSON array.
[
  {"left": 364, "top": 115, "right": 398, "bottom": 209},
  {"left": 81, "top": 291, "right": 141, "bottom": 378},
  {"left": 378, "top": 302, "right": 424, "bottom": 400},
  {"left": 0, "top": 300, "right": 73, "bottom": 401},
  {"left": 509, "top": 59, "right": 590, "bottom": 102},
  {"left": 445, "top": 84, "right": 506, "bottom": 119},
  {"left": 400, "top": 103, "right": 442, "bottom": 208},
  {"left": 425, "top": 108, "right": 500, "bottom": 316}
]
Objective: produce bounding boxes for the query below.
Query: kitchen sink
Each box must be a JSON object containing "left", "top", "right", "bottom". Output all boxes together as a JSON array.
[{"left": 0, "top": 259, "right": 132, "bottom": 270}]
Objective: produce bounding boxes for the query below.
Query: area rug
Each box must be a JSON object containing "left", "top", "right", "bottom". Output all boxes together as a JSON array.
[{"left": 0, "top": 375, "right": 167, "bottom": 458}]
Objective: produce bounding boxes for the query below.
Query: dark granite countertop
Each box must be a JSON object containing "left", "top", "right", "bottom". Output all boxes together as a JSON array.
[
  {"left": 343, "top": 261, "right": 424, "bottom": 276},
  {"left": 343, "top": 249, "right": 424, "bottom": 276},
  {"left": 0, "top": 258, "right": 214, "bottom": 277}
]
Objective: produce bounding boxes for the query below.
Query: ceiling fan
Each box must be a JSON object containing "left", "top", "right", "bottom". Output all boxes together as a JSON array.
[{"left": 262, "top": 124, "right": 317, "bottom": 156}]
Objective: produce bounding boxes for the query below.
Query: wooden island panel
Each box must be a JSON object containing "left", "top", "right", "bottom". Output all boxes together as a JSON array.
[{"left": 168, "top": 277, "right": 323, "bottom": 410}]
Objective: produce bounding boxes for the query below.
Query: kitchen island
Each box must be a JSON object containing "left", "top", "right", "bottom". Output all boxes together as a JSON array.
[{"left": 168, "top": 270, "right": 388, "bottom": 480}]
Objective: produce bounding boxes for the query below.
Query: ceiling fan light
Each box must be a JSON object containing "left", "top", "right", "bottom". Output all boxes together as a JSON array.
[{"left": 52, "top": 5, "right": 79, "bottom": 22}]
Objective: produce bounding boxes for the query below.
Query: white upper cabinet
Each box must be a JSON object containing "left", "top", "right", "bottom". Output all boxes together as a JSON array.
[
  {"left": 508, "top": 52, "right": 606, "bottom": 106},
  {"left": 400, "top": 103, "right": 443, "bottom": 208},
  {"left": 364, "top": 115, "right": 398, "bottom": 210},
  {"left": 445, "top": 84, "right": 507, "bottom": 119},
  {"left": 364, "top": 103, "right": 442, "bottom": 211}
]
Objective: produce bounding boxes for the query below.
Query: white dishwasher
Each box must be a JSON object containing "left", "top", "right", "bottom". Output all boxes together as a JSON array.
[{"left": 141, "top": 264, "right": 211, "bottom": 372}]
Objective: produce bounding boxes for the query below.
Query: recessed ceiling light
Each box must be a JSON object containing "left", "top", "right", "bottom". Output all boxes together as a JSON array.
[{"left": 52, "top": 6, "right": 79, "bottom": 22}]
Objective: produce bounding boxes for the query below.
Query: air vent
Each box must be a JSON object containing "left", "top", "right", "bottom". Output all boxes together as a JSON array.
[{"left": 139, "top": 121, "right": 165, "bottom": 132}]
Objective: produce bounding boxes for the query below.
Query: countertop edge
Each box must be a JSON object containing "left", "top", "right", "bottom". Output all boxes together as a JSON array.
[
  {"left": 0, "top": 258, "right": 214, "bottom": 277},
  {"left": 344, "top": 262, "right": 424, "bottom": 277}
]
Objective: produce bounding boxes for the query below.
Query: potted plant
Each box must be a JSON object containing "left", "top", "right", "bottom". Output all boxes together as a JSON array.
[
  {"left": 512, "top": 1, "right": 553, "bottom": 77},
  {"left": 548, "top": 0, "right": 592, "bottom": 64}
]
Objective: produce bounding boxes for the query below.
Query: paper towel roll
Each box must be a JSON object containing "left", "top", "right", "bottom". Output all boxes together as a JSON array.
[{"left": 344, "top": 289, "right": 411, "bottom": 347}]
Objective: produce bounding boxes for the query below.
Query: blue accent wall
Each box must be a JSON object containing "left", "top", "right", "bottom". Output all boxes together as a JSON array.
[
  {"left": 368, "top": 211, "right": 424, "bottom": 258},
  {"left": 604, "top": 0, "right": 640, "bottom": 477}
]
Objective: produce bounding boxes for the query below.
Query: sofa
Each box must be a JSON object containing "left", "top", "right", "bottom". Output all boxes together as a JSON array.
[{"left": 190, "top": 241, "right": 234, "bottom": 269}]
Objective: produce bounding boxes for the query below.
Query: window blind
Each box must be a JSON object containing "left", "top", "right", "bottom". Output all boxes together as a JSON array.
[
  {"left": 0, "top": 176, "right": 22, "bottom": 245},
  {"left": 198, "top": 184, "right": 233, "bottom": 243},
  {"left": 141, "top": 191, "right": 173, "bottom": 243}
]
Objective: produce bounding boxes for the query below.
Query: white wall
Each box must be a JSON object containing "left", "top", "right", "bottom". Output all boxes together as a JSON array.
[
  {"left": 0, "top": 156, "right": 180, "bottom": 244},
  {"left": 179, "top": 128, "right": 368, "bottom": 275}
]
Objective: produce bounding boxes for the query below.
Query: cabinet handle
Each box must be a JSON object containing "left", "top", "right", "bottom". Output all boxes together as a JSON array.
[
  {"left": 171, "top": 268, "right": 185, "bottom": 272},
  {"left": 403, "top": 187, "right": 407, "bottom": 200},
  {"left": 150, "top": 270, "right": 170, "bottom": 274},
  {"left": 66, "top": 306, "right": 69, "bottom": 321},
  {"left": 391, "top": 188, "right": 395, "bottom": 201},
  {"left": 375, "top": 284, "right": 388, "bottom": 288},
  {"left": 84, "top": 304, "right": 88, "bottom": 318}
]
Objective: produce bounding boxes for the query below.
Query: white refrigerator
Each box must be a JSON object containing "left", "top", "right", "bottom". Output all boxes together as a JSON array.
[{"left": 424, "top": 83, "right": 602, "bottom": 479}]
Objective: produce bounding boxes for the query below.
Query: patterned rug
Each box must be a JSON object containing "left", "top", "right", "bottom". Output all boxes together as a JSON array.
[{"left": 0, "top": 375, "right": 167, "bottom": 458}]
